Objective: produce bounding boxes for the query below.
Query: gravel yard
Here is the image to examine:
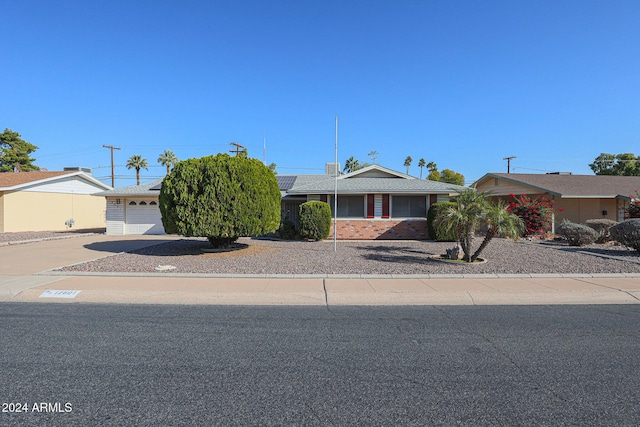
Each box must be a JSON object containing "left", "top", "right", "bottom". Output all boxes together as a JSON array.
[
  {"left": 0, "top": 229, "right": 104, "bottom": 244},
  {"left": 56, "top": 236, "right": 640, "bottom": 275}
]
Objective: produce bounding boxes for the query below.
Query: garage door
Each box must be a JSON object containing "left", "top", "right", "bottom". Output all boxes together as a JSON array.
[{"left": 125, "top": 200, "right": 165, "bottom": 235}]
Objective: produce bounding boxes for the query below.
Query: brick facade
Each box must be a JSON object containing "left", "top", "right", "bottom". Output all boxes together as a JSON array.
[{"left": 328, "top": 219, "right": 429, "bottom": 240}]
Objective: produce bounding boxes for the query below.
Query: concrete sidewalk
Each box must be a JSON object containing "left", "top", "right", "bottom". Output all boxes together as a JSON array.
[{"left": 1, "top": 234, "right": 640, "bottom": 306}]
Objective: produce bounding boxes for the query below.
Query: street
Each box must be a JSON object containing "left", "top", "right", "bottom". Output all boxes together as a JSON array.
[{"left": 2, "top": 303, "right": 640, "bottom": 426}]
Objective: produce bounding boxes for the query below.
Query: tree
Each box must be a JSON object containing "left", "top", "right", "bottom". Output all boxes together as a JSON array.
[
  {"left": 268, "top": 163, "right": 277, "bottom": 174},
  {"left": 404, "top": 156, "right": 413, "bottom": 174},
  {"left": 435, "top": 189, "right": 523, "bottom": 262},
  {"left": 440, "top": 169, "right": 465, "bottom": 186},
  {"left": 126, "top": 154, "right": 148, "bottom": 185},
  {"left": 425, "top": 162, "right": 465, "bottom": 185},
  {"left": 157, "top": 150, "right": 178, "bottom": 175},
  {"left": 589, "top": 152, "right": 640, "bottom": 176},
  {"left": 0, "top": 128, "right": 40, "bottom": 172},
  {"left": 159, "top": 153, "right": 281, "bottom": 248},
  {"left": 418, "top": 158, "right": 426, "bottom": 179},
  {"left": 343, "top": 156, "right": 361, "bottom": 173}
]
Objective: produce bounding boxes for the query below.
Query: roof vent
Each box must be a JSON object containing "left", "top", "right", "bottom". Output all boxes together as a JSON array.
[
  {"left": 325, "top": 162, "right": 340, "bottom": 177},
  {"left": 64, "top": 166, "right": 92, "bottom": 175},
  {"left": 546, "top": 172, "right": 572, "bottom": 175}
]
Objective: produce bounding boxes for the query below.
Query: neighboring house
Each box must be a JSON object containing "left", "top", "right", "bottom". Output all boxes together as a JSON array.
[
  {"left": 99, "top": 164, "right": 465, "bottom": 238},
  {"left": 0, "top": 171, "right": 111, "bottom": 233},
  {"left": 474, "top": 173, "right": 640, "bottom": 232},
  {"left": 97, "top": 180, "right": 165, "bottom": 235},
  {"left": 282, "top": 164, "right": 466, "bottom": 239}
]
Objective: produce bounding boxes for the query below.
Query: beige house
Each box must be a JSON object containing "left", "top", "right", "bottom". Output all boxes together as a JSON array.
[
  {"left": 474, "top": 173, "right": 640, "bottom": 232},
  {"left": 0, "top": 171, "right": 111, "bottom": 233}
]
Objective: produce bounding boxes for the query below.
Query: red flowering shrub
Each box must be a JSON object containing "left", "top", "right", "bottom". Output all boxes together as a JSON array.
[
  {"left": 506, "top": 194, "right": 555, "bottom": 236},
  {"left": 627, "top": 190, "right": 640, "bottom": 218}
]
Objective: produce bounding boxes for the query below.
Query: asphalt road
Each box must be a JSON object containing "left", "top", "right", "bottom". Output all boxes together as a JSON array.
[{"left": 2, "top": 303, "right": 640, "bottom": 426}]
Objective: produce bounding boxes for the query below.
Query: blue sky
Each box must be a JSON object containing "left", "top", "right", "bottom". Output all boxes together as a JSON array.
[{"left": 2, "top": 0, "right": 639, "bottom": 186}]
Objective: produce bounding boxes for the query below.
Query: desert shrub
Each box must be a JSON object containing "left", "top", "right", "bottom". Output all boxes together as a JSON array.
[
  {"left": 278, "top": 219, "right": 297, "bottom": 240},
  {"left": 159, "top": 154, "right": 281, "bottom": 248},
  {"left": 506, "top": 194, "right": 555, "bottom": 236},
  {"left": 298, "top": 201, "right": 332, "bottom": 241},
  {"left": 556, "top": 219, "right": 598, "bottom": 246},
  {"left": 610, "top": 219, "right": 640, "bottom": 252},
  {"left": 585, "top": 218, "right": 618, "bottom": 243},
  {"left": 427, "top": 202, "right": 457, "bottom": 241}
]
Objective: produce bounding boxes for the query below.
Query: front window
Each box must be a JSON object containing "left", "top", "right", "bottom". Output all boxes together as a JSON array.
[
  {"left": 330, "top": 196, "right": 365, "bottom": 218},
  {"left": 392, "top": 196, "right": 426, "bottom": 218}
]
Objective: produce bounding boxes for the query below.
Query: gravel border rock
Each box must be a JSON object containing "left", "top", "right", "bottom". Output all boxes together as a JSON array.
[{"left": 57, "top": 237, "right": 640, "bottom": 275}]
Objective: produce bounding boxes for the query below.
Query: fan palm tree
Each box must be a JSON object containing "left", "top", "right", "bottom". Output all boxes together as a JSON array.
[
  {"left": 418, "top": 158, "right": 426, "bottom": 179},
  {"left": 126, "top": 154, "right": 148, "bottom": 185},
  {"left": 470, "top": 201, "right": 524, "bottom": 262},
  {"left": 404, "top": 156, "right": 413, "bottom": 175},
  {"left": 157, "top": 150, "right": 178, "bottom": 175},
  {"left": 343, "top": 156, "right": 360, "bottom": 173}
]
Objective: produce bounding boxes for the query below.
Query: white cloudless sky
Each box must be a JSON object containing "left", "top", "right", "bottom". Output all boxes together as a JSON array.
[{"left": 2, "top": 0, "right": 639, "bottom": 186}]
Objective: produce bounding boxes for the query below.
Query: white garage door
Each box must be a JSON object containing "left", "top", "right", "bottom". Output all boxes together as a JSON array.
[{"left": 125, "top": 200, "right": 165, "bottom": 235}]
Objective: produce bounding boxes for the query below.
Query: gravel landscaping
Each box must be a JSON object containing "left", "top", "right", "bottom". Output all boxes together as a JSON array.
[
  {"left": 56, "top": 236, "right": 640, "bottom": 275},
  {"left": 0, "top": 229, "right": 104, "bottom": 244}
]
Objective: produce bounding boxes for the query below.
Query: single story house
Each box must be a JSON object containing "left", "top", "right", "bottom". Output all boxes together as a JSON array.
[
  {"left": 0, "top": 170, "right": 111, "bottom": 232},
  {"left": 99, "top": 164, "right": 465, "bottom": 239},
  {"left": 474, "top": 172, "right": 640, "bottom": 232},
  {"left": 281, "top": 164, "right": 466, "bottom": 239}
]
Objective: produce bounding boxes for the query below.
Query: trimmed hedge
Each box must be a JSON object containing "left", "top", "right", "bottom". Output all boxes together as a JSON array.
[
  {"left": 556, "top": 219, "right": 598, "bottom": 246},
  {"left": 159, "top": 154, "right": 281, "bottom": 248},
  {"left": 610, "top": 219, "right": 640, "bottom": 252},
  {"left": 427, "top": 202, "right": 457, "bottom": 241},
  {"left": 298, "top": 201, "right": 332, "bottom": 241}
]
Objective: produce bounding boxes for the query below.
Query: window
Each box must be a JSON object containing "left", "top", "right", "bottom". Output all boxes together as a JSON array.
[
  {"left": 139, "top": 201, "right": 147, "bottom": 205},
  {"left": 129, "top": 201, "right": 137, "bottom": 205},
  {"left": 330, "top": 196, "right": 365, "bottom": 218},
  {"left": 150, "top": 201, "right": 157, "bottom": 205},
  {"left": 392, "top": 196, "right": 426, "bottom": 218}
]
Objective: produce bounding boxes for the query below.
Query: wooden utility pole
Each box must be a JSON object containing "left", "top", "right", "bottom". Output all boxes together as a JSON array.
[
  {"left": 103, "top": 145, "right": 121, "bottom": 187},
  {"left": 503, "top": 156, "right": 516, "bottom": 174},
  {"left": 229, "top": 142, "right": 246, "bottom": 156}
]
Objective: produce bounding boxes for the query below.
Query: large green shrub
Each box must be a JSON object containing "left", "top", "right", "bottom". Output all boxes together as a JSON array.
[
  {"left": 610, "top": 219, "right": 640, "bottom": 252},
  {"left": 427, "top": 202, "right": 457, "bottom": 241},
  {"left": 585, "top": 218, "right": 617, "bottom": 243},
  {"left": 298, "top": 201, "right": 332, "bottom": 241},
  {"left": 556, "top": 219, "right": 598, "bottom": 246},
  {"left": 159, "top": 154, "right": 281, "bottom": 248}
]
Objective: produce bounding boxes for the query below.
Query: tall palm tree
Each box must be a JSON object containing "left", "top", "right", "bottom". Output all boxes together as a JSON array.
[
  {"left": 126, "top": 154, "right": 148, "bottom": 186},
  {"left": 404, "top": 156, "right": 413, "bottom": 175},
  {"left": 418, "top": 158, "right": 426, "bottom": 179},
  {"left": 157, "top": 150, "right": 178, "bottom": 175}
]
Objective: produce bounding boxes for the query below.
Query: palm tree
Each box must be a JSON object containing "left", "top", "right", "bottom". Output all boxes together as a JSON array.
[
  {"left": 418, "top": 158, "right": 426, "bottom": 179},
  {"left": 126, "top": 154, "right": 148, "bottom": 185},
  {"left": 435, "top": 189, "right": 523, "bottom": 262},
  {"left": 157, "top": 150, "right": 178, "bottom": 175},
  {"left": 404, "top": 156, "right": 413, "bottom": 175},
  {"left": 343, "top": 156, "right": 360, "bottom": 173},
  {"left": 470, "top": 201, "right": 524, "bottom": 262}
]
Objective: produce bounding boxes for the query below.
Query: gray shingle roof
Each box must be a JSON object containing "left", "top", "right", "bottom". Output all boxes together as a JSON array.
[
  {"left": 95, "top": 179, "right": 163, "bottom": 197},
  {"left": 288, "top": 177, "right": 466, "bottom": 194},
  {"left": 478, "top": 173, "right": 640, "bottom": 199}
]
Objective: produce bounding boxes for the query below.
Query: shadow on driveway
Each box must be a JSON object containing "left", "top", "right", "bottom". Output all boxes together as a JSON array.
[{"left": 83, "top": 239, "right": 178, "bottom": 254}]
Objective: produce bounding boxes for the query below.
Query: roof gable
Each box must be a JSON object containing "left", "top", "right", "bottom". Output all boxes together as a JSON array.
[
  {"left": 0, "top": 171, "right": 112, "bottom": 192},
  {"left": 341, "top": 165, "right": 414, "bottom": 180}
]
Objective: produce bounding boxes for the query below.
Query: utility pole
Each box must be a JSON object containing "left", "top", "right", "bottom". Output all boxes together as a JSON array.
[
  {"left": 503, "top": 156, "right": 516, "bottom": 174},
  {"left": 229, "top": 142, "right": 246, "bottom": 156},
  {"left": 103, "top": 145, "right": 121, "bottom": 187}
]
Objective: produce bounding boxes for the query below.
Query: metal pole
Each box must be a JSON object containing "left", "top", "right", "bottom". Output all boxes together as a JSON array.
[{"left": 334, "top": 116, "right": 338, "bottom": 252}]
